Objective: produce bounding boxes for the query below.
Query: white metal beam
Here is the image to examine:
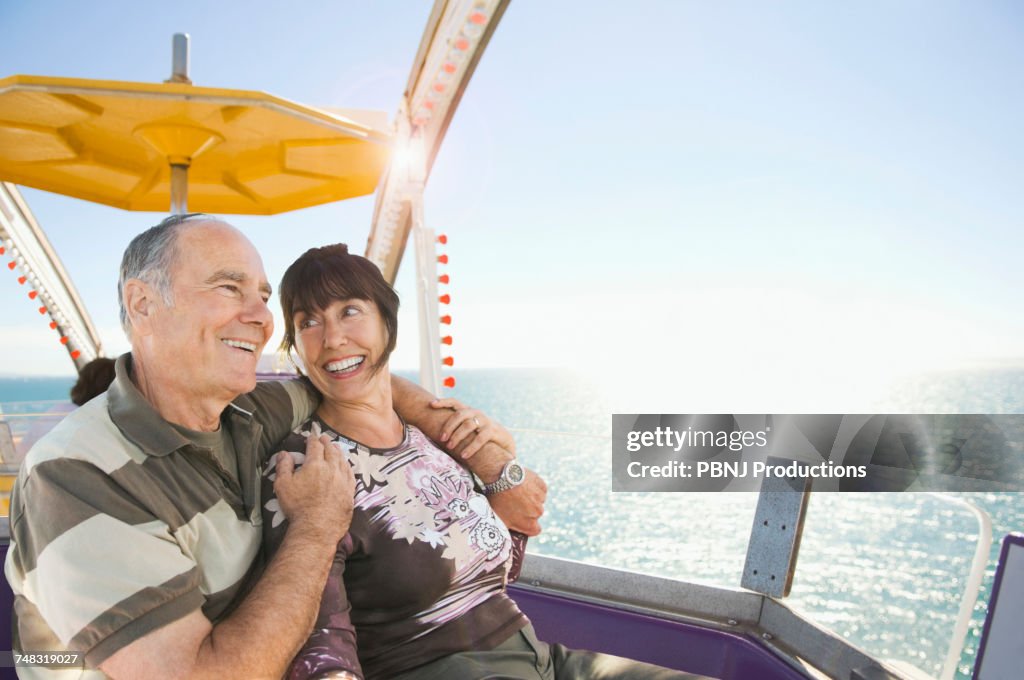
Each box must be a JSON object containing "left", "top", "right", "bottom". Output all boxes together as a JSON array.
[{"left": 0, "top": 182, "right": 102, "bottom": 370}]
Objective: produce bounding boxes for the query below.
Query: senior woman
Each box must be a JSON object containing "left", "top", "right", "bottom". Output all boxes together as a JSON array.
[{"left": 262, "top": 244, "right": 705, "bottom": 680}]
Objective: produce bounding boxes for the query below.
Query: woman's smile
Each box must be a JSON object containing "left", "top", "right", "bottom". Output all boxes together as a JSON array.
[{"left": 322, "top": 355, "right": 366, "bottom": 378}]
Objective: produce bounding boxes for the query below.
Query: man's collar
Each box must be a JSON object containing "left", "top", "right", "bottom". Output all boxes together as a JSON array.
[{"left": 107, "top": 353, "right": 254, "bottom": 457}]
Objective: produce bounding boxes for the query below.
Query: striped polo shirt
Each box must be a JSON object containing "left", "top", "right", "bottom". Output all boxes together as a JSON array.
[{"left": 3, "top": 354, "right": 314, "bottom": 677}]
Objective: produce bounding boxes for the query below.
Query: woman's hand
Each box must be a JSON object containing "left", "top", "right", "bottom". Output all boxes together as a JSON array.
[{"left": 430, "top": 397, "right": 516, "bottom": 459}]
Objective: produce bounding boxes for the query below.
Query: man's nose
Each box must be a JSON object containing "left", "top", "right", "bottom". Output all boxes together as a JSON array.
[{"left": 242, "top": 295, "right": 274, "bottom": 330}]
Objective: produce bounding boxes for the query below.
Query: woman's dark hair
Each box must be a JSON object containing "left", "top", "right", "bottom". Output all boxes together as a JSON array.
[
  {"left": 70, "top": 357, "right": 116, "bottom": 406},
  {"left": 278, "top": 244, "right": 400, "bottom": 374}
]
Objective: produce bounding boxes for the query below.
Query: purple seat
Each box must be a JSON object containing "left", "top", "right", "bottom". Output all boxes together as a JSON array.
[
  {"left": 1, "top": 539, "right": 14, "bottom": 679},
  {"left": 509, "top": 584, "right": 808, "bottom": 680}
]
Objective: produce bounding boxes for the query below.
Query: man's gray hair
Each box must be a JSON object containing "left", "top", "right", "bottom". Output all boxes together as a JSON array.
[{"left": 117, "top": 213, "right": 223, "bottom": 335}]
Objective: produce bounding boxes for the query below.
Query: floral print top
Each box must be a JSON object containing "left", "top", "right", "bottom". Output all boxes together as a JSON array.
[{"left": 261, "top": 416, "right": 527, "bottom": 680}]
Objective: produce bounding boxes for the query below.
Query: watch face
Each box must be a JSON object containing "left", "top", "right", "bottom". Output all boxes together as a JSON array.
[{"left": 507, "top": 462, "right": 525, "bottom": 484}]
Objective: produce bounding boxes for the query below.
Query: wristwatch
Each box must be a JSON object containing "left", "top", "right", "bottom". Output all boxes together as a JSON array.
[{"left": 482, "top": 460, "right": 526, "bottom": 495}]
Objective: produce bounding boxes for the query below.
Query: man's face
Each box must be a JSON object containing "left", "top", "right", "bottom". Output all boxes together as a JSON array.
[{"left": 146, "top": 222, "right": 273, "bottom": 401}]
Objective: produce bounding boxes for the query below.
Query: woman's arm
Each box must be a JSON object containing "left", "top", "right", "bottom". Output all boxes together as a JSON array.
[
  {"left": 284, "top": 551, "right": 363, "bottom": 680},
  {"left": 262, "top": 426, "right": 364, "bottom": 680},
  {"left": 391, "top": 375, "right": 547, "bottom": 536}
]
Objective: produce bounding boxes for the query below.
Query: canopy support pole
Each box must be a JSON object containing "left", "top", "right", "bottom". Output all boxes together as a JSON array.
[
  {"left": 170, "top": 164, "right": 189, "bottom": 215},
  {"left": 167, "top": 33, "right": 192, "bottom": 216}
]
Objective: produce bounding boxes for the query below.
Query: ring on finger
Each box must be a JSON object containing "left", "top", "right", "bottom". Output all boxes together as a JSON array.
[{"left": 473, "top": 416, "right": 482, "bottom": 431}]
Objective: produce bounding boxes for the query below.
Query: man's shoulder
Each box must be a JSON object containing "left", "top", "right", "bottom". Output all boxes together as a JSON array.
[
  {"left": 22, "top": 394, "right": 145, "bottom": 477},
  {"left": 234, "top": 378, "right": 315, "bottom": 430}
]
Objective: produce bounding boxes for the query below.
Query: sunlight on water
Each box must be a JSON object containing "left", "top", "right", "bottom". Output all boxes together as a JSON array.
[{"left": 448, "top": 366, "right": 1024, "bottom": 680}]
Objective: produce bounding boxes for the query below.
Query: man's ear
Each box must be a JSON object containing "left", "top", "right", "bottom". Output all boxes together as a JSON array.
[{"left": 123, "top": 279, "right": 158, "bottom": 336}]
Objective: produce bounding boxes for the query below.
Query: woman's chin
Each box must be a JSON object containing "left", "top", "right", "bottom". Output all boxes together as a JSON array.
[{"left": 315, "top": 364, "right": 388, "bottom": 403}]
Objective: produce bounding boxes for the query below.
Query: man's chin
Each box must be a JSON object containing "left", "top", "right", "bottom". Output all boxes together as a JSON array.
[
  {"left": 225, "top": 373, "right": 259, "bottom": 396},
  {"left": 238, "top": 378, "right": 259, "bottom": 395}
]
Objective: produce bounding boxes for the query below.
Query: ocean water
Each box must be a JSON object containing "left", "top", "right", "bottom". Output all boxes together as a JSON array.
[
  {"left": 2, "top": 367, "right": 1022, "bottom": 679},
  {"left": 445, "top": 367, "right": 1024, "bottom": 680}
]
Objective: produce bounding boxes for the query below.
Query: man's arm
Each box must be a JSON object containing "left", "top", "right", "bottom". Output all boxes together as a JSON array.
[
  {"left": 100, "top": 434, "right": 354, "bottom": 680},
  {"left": 391, "top": 375, "right": 546, "bottom": 536},
  {"left": 249, "top": 379, "right": 320, "bottom": 454}
]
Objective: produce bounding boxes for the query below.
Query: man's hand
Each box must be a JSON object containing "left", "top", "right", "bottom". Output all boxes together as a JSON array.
[
  {"left": 487, "top": 469, "right": 547, "bottom": 536},
  {"left": 101, "top": 423, "right": 356, "bottom": 680},
  {"left": 274, "top": 422, "right": 356, "bottom": 544}
]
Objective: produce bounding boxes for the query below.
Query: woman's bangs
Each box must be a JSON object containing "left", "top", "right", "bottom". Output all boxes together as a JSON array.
[{"left": 294, "top": 258, "right": 369, "bottom": 317}]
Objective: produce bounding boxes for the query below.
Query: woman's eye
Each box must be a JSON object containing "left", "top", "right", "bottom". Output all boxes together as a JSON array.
[
  {"left": 343, "top": 305, "right": 361, "bottom": 317},
  {"left": 298, "top": 318, "right": 320, "bottom": 330}
]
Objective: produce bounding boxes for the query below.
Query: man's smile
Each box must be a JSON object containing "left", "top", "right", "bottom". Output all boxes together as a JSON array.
[{"left": 222, "top": 338, "right": 260, "bottom": 353}]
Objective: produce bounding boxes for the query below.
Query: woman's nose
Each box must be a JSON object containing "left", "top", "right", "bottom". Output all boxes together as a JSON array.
[{"left": 324, "top": 321, "right": 347, "bottom": 348}]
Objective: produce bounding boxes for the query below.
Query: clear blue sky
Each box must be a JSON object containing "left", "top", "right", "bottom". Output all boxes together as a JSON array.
[{"left": 2, "top": 2, "right": 1022, "bottom": 409}]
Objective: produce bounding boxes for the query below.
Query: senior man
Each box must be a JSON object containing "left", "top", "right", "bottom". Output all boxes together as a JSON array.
[{"left": 5, "top": 214, "right": 544, "bottom": 679}]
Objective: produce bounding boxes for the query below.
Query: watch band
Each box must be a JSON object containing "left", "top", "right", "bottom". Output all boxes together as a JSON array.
[{"left": 482, "top": 460, "right": 525, "bottom": 496}]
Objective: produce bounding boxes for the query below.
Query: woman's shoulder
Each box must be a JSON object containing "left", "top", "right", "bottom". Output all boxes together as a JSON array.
[{"left": 404, "top": 423, "right": 435, "bottom": 450}]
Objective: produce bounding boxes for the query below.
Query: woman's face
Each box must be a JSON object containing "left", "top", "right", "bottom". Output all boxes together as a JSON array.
[{"left": 292, "top": 298, "right": 388, "bottom": 403}]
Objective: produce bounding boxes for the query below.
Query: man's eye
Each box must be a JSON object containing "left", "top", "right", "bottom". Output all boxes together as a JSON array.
[{"left": 220, "top": 284, "right": 240, "bottom": 294}]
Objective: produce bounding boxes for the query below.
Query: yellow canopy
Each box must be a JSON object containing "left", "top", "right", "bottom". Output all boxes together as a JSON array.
[{"left": 0, "top": 75, "right": 391, "bottom": 214}]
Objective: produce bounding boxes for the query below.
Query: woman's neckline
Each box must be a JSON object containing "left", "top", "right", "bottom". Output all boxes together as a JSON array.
[{"left": 312, "top": 409, "right": 408, "bottom": 453}]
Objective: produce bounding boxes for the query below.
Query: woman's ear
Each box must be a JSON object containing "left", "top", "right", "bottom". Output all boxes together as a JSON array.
[{"left": 122, "top": 278, "right": 157, "bottom": 336}]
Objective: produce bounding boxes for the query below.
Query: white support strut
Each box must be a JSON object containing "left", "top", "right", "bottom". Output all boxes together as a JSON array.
[
  {"left": 0, "top": 182, "right": 102, "bottom": 370},
  {"left": 411, "top": 201, "right": 443, "bottom": 396},
  {"left": 365, "top": 0, "right": 509, "bottom": 282}
]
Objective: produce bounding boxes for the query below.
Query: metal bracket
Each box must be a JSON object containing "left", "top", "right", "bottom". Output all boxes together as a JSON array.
[{"left": 741, "top": 457, "right": 811, "bottom": 597}]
